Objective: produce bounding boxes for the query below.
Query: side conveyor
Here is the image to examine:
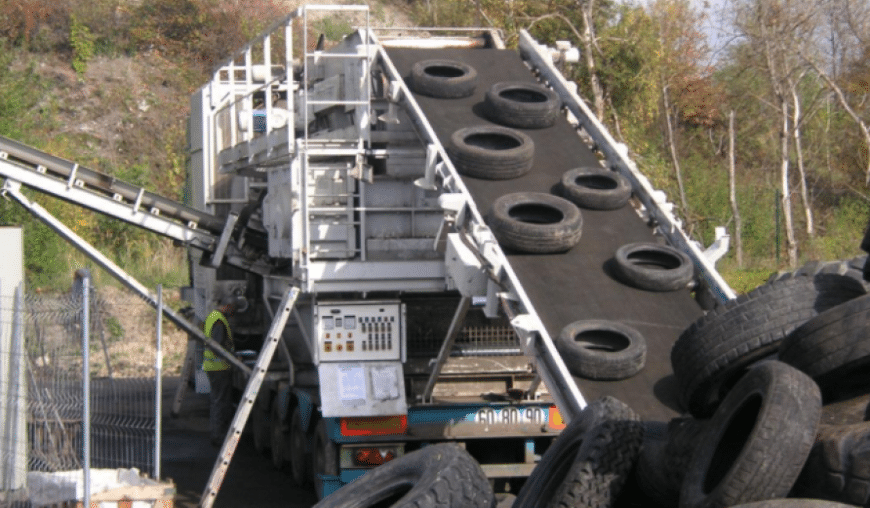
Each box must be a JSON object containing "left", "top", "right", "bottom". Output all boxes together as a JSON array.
[{"left": 386, "top": 47, "right": 705, "bottom": 421}]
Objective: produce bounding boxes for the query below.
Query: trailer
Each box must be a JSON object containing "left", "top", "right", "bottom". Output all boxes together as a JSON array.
[{"left": 0, "top": 5, "right": 735, "bottom": 504}]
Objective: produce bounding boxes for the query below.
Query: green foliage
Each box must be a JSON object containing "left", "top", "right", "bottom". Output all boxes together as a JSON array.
[
  {"left": 70, "top": 14, "right": 95, "bottom": 74},
  {"left": 106, "top": 316, "right": 124, "bottom": 342}
]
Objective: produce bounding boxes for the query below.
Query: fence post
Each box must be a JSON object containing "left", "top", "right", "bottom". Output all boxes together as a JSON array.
[
  {"left": 155, "top": 284, "right": 163, "bottom": 480},
  {"left": 81, "top": 273, "right": 91, "bottom": 507}
]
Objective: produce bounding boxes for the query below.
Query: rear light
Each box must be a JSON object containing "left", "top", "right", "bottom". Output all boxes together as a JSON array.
[
  {"left": 548, "top": 406, "right": 566, "bottom": 430},
  {"left": 354, "top": 448, "right": 397, "bottom": 466},
  {"left": 340, "top": 415, "right": 408, "bottom": 436}
]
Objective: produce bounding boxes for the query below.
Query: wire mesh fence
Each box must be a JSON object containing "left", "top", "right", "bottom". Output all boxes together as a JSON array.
[{"left": 0, "top": 276, "right": 188, "bottom": 506}]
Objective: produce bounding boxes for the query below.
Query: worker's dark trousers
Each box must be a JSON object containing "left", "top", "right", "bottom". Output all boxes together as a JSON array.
[{"left": 206, "top": 369, "right": 234, "bottom": 444}]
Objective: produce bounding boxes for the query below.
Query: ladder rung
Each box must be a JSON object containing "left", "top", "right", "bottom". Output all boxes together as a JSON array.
[{"left": 306, "top": 100, "right": 369, "bottom": 106}]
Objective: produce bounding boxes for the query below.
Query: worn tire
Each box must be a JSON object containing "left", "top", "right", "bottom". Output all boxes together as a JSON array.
[
  {"left": 792, "top": 422, "right": 870, "bottom": 506},
  {"left": 779, "top": 292, "right": 870, "bottom": 394},
  {"left": 514, "top": 396, "right": 638, "bottom": 508},
  {"left": 613, "top": 242, "right": 694, "bottom": 292},
  {"left": 768, "top": 256, "right": 870, "bottom": 293},
  {"left": 488, "top": 192, "right": 583, "bottom": 253},
  {"left": 449, "top": 125, "right": 535, "bottom": 180},
  {"left": 312, "top": 443, "right": 495, "bottom": 508},
  {"left": 633, "top": 421, "right": 672, "bottom": 507},
  {"left": 671, "top": 275, "right": 864, "bottom": 417},
  {"left": 410, "top": 59, "right": 477, "bottom": 99},
  {"left": 556, "top": 320, "right": 646, "bottom": 380},
  {"left": 548, "top": 419, "right": 644, "bottom": 508},
  {"left": 484, "top": 81, "right": 561, "bottom": 129},
  {"left": 560, "top": 167, "right": 632, "bottom": 211},
  {"left": 679, "top": 361, "right": 822, "bottom": 508},
  {"left": 289, "top": 406, "right": 311, "bottom": 486},
  {"left": 313, "top": 419, "right": 338, "bottom": 500}
]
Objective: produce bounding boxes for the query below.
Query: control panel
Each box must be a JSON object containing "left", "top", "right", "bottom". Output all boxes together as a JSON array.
[{"left": 314, "top": 301, "right": 405, "bottom": 363}]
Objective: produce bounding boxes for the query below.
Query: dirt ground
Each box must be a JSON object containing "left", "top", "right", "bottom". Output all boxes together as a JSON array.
[{"left": 160, "top": 377, "right": 318, "bottom": 508}]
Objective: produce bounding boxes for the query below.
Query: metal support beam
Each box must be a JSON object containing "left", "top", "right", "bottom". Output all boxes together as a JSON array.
[
  {"left": 0, "top": 180, "right": 251, "bottom": 374},
  {"left": 422, "top": 295, "right": 471, "bottom": 402}
]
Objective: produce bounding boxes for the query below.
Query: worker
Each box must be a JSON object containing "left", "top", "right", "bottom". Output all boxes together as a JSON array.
[{"left": 203, "top": 302, "right": 235, "bottom": 446}]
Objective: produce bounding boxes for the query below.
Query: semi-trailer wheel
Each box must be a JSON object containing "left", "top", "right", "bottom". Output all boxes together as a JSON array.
[
  {"left": 270, "top": 400, "right": 290, "bottom": 470},
  {"left": 251, "top": 395, "right": 271, "bottom": 455},
  {"left": 289, "top": 406, "right": 311, "bottom": 486},
  {"left": 313, "top": 419, "right": 338, "bottom": 500},
  {"left": 312, "top": 443, "right": 494, "bottom": 508}
]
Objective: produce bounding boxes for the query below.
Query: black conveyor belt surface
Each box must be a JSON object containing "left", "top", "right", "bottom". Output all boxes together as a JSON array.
[{"left": 388, "top": 48, "right": 703, "bottom": 420}]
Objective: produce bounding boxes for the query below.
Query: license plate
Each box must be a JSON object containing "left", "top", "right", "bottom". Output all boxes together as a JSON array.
[{"left": 473, "top": 406, "right": 548, "bottom": 426}]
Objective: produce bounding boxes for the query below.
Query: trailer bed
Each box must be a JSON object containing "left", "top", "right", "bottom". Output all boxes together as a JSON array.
[{"left": 387, "top": 47, "right": 703, "bottom": 421}]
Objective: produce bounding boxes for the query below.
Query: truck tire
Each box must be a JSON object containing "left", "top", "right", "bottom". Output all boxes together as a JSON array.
[
  {"left": 680, "top": 361, "right": 822, "bottom": 508},
  {"left": 613, "top": 242, "right": 694, "bottom": 292},
  {"left": 483, "top": 81, "right": 561, "bottom": 129},
  {"left": 410, "top": 59, "right": 478, "bottom": 99},
  {"left": 312, "top": 443, "right": 494, "bottom": 508},
  {"left": 559, "top": 167, "right": 632, "bottom": 211},
  {"left": 547, "top": 419, "right": 644, "bottom": 508},
  {"left": 671, "top": 274, "right": 864, "bottom": 417},
  {"left": 556, "top": 320, "right": 646, "bottom": 380},
  {"left": 290, "top": 406, "right": 311, "bottom": 486},
  {"left": 767, "top": 256, "right": 870, "bottom": 293},
  {"left": 487, "top": 192, "right": 583, "bottom": 253},
  {"left": 270, "top": 402, "right": 290, "bottom": 470},
  {"left": 251, "top": 396, "right": 271, "bottom": 455},
  {"left": 514, "top": 396, "right": 638, "bottom": 508},
  {"left": 448, "top": 125, "right": 535, "bottom": 180},
  {"left": 778, "top": 293, "right": 870, "bottom": 395},
  {"left": 791, "top": 422, "right": 870, "bottom": 506},
  {"left": 313, "top": 419, "right": 338, "bottom": 500},
  {"left": 634, "top": 421, "right": 672, "bottom": 507}
]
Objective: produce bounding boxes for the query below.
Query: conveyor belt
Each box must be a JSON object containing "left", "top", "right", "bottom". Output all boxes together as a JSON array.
[{"left": 388, "top": 48, "right": 703, "bottom": 421}]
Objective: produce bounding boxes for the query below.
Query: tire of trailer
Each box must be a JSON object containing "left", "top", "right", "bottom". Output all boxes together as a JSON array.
[
  {"left": 556, "top": 320, "right": 646, "bottom": 380},
  {"left": 483, "top": 81, "right": 562, "bottom": 129},
  {"left": 670, "top": 274, "right": 865, "bottom": 417},
  {"left": 679, "top": 361, "right": 822, "bottom": 508},
  {"left": 547, "top": 419, "right": 644, "bottom": 508},
  {"left": 290, "top": 406, "right": 311, "bottom": 486},
  {"left": 312, "top": 443, "right": 495, "bottom": 508},
  {"left": 251, "top": 396, "right": 271, "bottom": 455},
  {"left": 613, "top": 242, "right": 694, "bottom": 292},
  {"left": 513, "top": 396, "right": 638, "bottom": 508},
  {"left": 270, "top": 401, "right": 290, "bottom": 470},
  {"left": 410, "top": 59, "right": 478, "bottom": 99},
  {"left": 778, "top": 293, "right": 870, "bottom": 394},
  {"left": 487, "top": 192, "right": 583, "bottom": 253},
  {"left": 448, "top": 125, "right": 535, "bottom": 180},
  {"left": 559, "top": 167, "right": 632, "bottom": 211},
  {"left": 313, "top": 419, "right": 338, "bottom": 500}
]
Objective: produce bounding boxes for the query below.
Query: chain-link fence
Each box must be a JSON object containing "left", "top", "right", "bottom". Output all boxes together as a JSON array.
[{"left": 1, "top": 273, "right": 187, "bottom": 506}]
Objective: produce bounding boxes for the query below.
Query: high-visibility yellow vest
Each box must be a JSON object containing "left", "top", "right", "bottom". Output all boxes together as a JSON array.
[{"left": 202, "top": 310, "right": 232, "bottom": 372}]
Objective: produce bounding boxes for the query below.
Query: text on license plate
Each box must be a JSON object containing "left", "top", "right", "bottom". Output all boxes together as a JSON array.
[{"left": 473, "top": 406, "right": 548, "bottom": 425}]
